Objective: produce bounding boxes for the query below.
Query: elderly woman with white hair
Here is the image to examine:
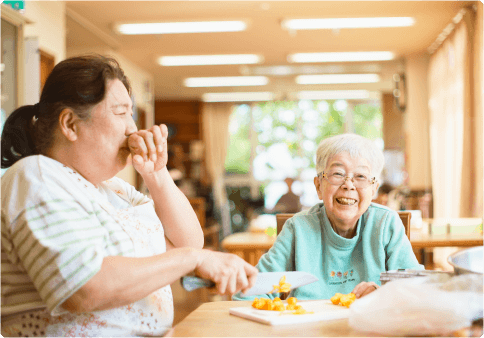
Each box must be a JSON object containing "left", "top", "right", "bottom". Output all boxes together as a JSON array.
[{"left": 234, "top": 133, "right": 422, "bottom": 301}]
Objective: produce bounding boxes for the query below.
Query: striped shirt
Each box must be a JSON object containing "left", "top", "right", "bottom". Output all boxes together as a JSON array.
[{"left": 1, "top": 155, "right": 151, "bottom": 317}]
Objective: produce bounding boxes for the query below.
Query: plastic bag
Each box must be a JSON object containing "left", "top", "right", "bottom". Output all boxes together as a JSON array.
[{"left": 349, "top": 274, "right": 483, "bottom": 337}]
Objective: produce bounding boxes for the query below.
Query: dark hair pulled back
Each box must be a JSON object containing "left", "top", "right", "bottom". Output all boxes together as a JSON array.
[{"left": 1, "top": 54, "right": 131, "bottom": 168}]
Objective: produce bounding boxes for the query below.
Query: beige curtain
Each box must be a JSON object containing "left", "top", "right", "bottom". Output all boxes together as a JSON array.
[
  {"left": 202, "top": 102, "right": 234, "bottom": 235},
  {"left": 428, "top": 9, "right": 481, "bottom": 218}
]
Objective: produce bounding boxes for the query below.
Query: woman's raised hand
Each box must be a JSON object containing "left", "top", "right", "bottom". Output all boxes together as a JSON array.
[
  {"left": 195, "top": 250, "right": 259, "bottom": 296},
  {"left": 128, "top": 124, "right": 169, "bottom": 175}
]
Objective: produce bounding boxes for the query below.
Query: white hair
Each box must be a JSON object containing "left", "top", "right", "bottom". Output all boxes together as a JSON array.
[{"left": 315, "top": 133, "right": 384, "bottom": 181}]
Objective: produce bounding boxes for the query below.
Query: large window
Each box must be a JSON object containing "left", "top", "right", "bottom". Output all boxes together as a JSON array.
[{"left": 225, "top": 99, "right": 383, "bottom": 211}]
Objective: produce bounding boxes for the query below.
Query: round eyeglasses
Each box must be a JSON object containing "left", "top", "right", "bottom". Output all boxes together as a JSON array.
[{"left": 318, "top": 171, "right": 376, "bottom": 189}]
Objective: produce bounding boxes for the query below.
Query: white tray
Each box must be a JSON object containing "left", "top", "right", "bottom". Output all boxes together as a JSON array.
[{"left": 229, "top": 299, "right": 350, "bottom": 326}]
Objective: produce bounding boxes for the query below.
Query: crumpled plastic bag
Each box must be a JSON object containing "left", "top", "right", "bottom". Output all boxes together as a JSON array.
[{"left": 348, "top": 274, "right": 483, "bottom": 337}]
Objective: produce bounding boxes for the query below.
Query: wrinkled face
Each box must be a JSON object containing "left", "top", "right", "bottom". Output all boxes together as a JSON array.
[
  {"left": 314, "top": 152, "right": 378, "bottom": 237},
  {"left": 76, "top": 79, "right": 137, "bottom": 182}
]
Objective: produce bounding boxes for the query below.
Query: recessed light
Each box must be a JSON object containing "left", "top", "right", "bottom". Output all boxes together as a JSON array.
[
  {"left": 297, "top": 90, "right": 372, "bottom": 100},
  {"left": 202, "top": 92, "right": 274, "bottom": 102},
  {"left": 158, "top": 54, "right": 262, "bottom": 66},
  {"left": 288, "top": 52, "right": 395, "bottom": 63},
  {"left": 115, "top": 21, "right": 246, "bottom": 35},
  {"left": 282, "top": 17, "right": 415, "bottom": 30},
  {"left": 296, "top": 74, "right": 380, "bottom": 84},
  {"left": 184, "top": 76, "right": 268, "bottom": 87}
]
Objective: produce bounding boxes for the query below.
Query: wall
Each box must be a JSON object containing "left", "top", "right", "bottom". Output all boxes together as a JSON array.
[
  {"left": 404, "top": 53, "right": 432, "bottom": 191},
  {"left": 67, "top": 48, "right": 155, "bottom": 186},
  {"left": 23, "top": 1, "right": 65, "bottom": 63}
]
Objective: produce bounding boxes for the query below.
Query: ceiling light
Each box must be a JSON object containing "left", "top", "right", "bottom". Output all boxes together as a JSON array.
[
  {"left": 159, "top": 54, "right": 262, "bottom": 66},
  {"left": 282, "top": 17, "right": 415, "bottom": 30},
  {"left": 296, "top": 74, "right": 380, "bottom": 84},
  {"left": 115, "top": 21, "right": 246, "bottom": 35},
  {"left": 202, "top": 92, "right": 274, "bottom": 102},
  {"left": 288, "top": 52, "right": 394, "bottom": 63},
  {"left": 184, "top": 76, "right": 268, "bottom": 87},
  {"left": 297, "top": 90, "right": 372, "bottom": 100}
]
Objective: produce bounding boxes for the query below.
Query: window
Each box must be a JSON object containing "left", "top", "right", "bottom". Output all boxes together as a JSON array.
[{"left": 225, "top": 99, "right": 383, "bottom": 212}]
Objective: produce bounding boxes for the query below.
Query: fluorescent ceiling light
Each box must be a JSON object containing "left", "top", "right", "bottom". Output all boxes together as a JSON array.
[
  {"left": 282, "top": 17, "right": 415, "bottom": 30},
  {"left": 202, "top": 92, "right": 274, "bottom": 102},
  {"left": 296, "top": 74, "right": 380, "bottom": 84},
  {"left": 288, "top": 51, "right": 394, "bottom": 63},
  {"left": 297, "top": 90, "right": 371, "bottom": 100},
  {"left": 115, "top": 21, "right": 246, "bottom": 35},
  {"left": 184, "top": 76, "right": 268, "bottom": 87},
  {"left": 159, "top": 54, "right": 262, "bottom": 66}
]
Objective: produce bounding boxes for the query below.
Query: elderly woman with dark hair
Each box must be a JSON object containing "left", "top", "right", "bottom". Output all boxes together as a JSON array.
[
  {"left": 1, "top": 55, "right": 257, "bottom": 337},
  {"left": 234, "top": 133, "right": 422, "bottom": 301}
]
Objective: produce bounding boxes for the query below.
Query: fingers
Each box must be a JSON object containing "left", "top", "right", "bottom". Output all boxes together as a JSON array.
[
  {"left": 196, "top": 251, "right": 257, "bottom": 296},
  {"left": 352, "top": 281, "right": 379, "bottom": 298},
  {"left": 128, "top": 125, "right": 168, "bottom": 170}
]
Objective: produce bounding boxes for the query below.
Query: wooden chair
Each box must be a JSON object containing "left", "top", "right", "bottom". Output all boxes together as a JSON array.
[
  {"left": 188, "top": 197, "right": 220, "bottom": 250},
  {"left": 276, "top": 211, "right": 411, "bottom": 239}
]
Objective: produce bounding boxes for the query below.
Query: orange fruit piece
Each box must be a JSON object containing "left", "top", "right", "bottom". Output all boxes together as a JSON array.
[{"left": 287, "top": 297, "right": 297, "bottom": 305}]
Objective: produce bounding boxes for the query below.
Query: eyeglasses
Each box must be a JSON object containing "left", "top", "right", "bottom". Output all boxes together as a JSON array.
[{"left": 318, "top": 171, "right": 376, "bottom": 189}]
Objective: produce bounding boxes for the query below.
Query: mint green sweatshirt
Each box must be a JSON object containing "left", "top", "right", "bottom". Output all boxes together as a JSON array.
[{"left": 233, "top": 202, "right": 423, "bottom": 301}]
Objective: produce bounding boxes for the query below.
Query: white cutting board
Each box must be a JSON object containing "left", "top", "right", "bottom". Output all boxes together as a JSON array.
[{"left": 229, "top": 300, "right": 350, "bottom": 326}]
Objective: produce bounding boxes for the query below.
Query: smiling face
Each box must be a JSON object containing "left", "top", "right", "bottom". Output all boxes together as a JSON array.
[
  {"left": 73, "top": 79, "right": 138, "bottom": 184},
  {"left": 313, "top": 152, "right": 379, "bottom": 238}
]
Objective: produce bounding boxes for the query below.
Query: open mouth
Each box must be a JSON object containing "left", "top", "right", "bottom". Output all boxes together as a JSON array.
[{"left": 336, "top": 197, "right": 357, "bottom": 206}]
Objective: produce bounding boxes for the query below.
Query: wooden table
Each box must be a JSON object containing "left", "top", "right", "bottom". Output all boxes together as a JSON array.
[
  {"left": 166, "top": 301, "right": 380, "bottom": 337},
  {"left": 221, "top": 232, "right": 275, "bottom": 266}
]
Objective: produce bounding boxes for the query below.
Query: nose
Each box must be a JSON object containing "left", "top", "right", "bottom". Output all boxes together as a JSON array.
[
  {"left": 126, "top": 114, "right": 138, "bottom": 136},
  {"left": 340, "top": 176, "right": 356, "bottom": 190}
]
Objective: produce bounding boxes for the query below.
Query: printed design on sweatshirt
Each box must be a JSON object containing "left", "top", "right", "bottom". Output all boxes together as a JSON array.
[{"left": 329, "top": 269, "right": 356, "bottom": 285}]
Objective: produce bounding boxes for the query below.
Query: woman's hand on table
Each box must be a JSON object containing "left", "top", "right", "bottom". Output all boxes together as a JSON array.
[
  {"left": 195, "top": 250, "right": 258, "bottom": 296},
  {"left": 128, "top": 124, "right": 168, "bottom": 176},
  {"left": 352, "top": 281, "right": 379, "bottom": 298}
]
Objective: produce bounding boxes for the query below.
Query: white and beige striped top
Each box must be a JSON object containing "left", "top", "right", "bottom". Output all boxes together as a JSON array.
[{"left": 1, "top": 155, "right": 151, "bottom": 317}]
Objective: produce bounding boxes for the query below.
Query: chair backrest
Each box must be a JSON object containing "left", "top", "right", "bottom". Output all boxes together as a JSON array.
[
  {"left": 398, "top": 211, "right": 411, "bottom": 239},
  {"left": 276, "top": 211, "right": 411, "bottom": 239},
  {"left": 188, "top": 197, "right": 206, "bottom": 229}
]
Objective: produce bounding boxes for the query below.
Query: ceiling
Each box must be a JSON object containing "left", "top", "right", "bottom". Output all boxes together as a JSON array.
[{"left": 65, "top": 1, "right": 474, "bottom": 101}]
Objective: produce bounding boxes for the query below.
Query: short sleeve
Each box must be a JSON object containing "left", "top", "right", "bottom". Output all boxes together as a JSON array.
[
  {"left": 105, "top": 177, "right": 152, "bottom": 207},
  {"left": 6, "top": 194, "right": 107, "bottom": 315}
]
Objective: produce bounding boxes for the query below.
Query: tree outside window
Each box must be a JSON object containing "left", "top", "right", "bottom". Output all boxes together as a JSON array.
[{"left": 225, "top": 99, "right": 383, "bottom": 221}]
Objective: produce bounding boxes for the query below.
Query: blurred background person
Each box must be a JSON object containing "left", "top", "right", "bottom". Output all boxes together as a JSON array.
[{"left": 273, "top": 177, "right": 302, "bottom": 213}]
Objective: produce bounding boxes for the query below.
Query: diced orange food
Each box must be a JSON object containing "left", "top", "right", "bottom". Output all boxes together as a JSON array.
[
  {"left": 271, "top": 275, "right": 292, "bottom": 294},
  {"left": 251, "top": 296, "right": 311, "bottom": 315},
  {"left": 273, "top": 304, "right": 285, "bottom": 312},
  {"left": 331, "top": 292, "right": 356, "bottom": 308}
]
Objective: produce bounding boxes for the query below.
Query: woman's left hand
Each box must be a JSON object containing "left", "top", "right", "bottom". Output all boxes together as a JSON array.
[
  {"left": 352, "top": 281, "right": 379, "bottom": 298},
  {"left": 128, "top": 124, "right": 168, "bottom": 176}
]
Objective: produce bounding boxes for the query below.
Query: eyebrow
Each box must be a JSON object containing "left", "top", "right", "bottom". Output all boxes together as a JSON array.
[
  {"left": 111, "top": 103, "right": 132, "bottom": 109},
  {"left": 328, "top": 163, "right": 370, "bottom": 172}
]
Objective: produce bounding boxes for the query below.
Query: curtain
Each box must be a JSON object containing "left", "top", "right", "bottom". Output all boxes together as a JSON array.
[
  {"left": 202, "top": 102, "right": 234, "bottom": 236},
  {"left": 428, "top": 11, "right": 479, "bottom": 218}
]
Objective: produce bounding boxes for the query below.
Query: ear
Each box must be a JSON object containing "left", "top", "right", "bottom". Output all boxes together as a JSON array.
[
  {"left": 372, "top": 182, "right": 380, "bottom": 198},
  {"left": 313, "top": 176, "right": 323, "bottom": 200},
  {"left": 58, "top": 108, "right": 81, "bottom": 142}
]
